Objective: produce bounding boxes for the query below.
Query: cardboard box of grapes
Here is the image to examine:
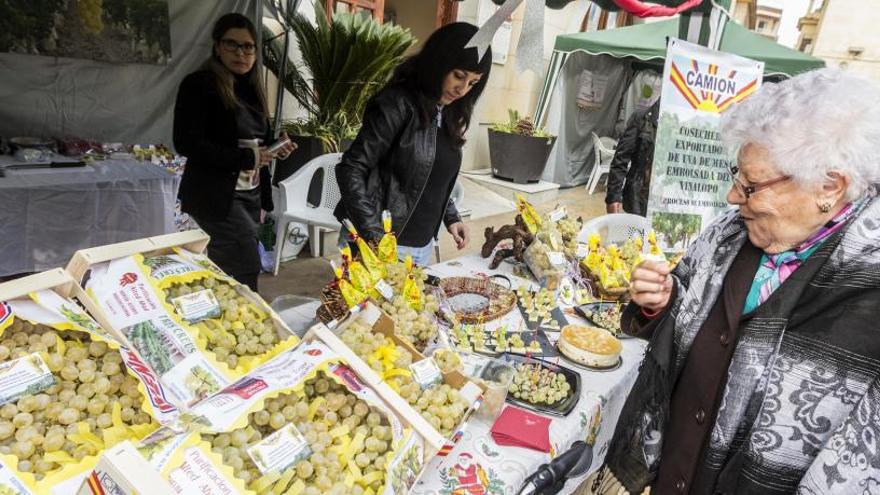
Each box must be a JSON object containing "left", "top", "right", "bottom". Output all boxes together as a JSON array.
[
  {"left": 0, "top": 269, "right": 178, "bottom": 494},
  {"left": 306, "top": 301, "right": 485, "bottom": 454},
  {"left": 77, "top": 440, "right": 174, "bottom": 495},
  {"left": 66, "top": 230, "right": 300, "bottom": 410},
  {"left": 136, "top": 339, "right": 428, "bottom": 495}
]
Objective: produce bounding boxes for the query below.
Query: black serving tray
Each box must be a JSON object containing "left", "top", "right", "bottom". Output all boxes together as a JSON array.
[
  {"left": 574, "top": 302, "right": 631, "bottom": 338},
  {"left": 449, "top": 327, "right": 558, "bottom": 358},
  {"left": 499, "top": 353, "right": 580, "bottom": 417},
  {"left": 516, "top": 290, "right": 569, "bottom": 332}
]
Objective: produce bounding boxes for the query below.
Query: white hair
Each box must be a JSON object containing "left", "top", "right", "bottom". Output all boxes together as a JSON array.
[{"left": 721, "top": 68, "right": 880, "bottom": 199}]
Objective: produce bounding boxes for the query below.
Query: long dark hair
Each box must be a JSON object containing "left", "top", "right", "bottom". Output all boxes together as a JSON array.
[
  {"left": 388, "top": 22, "right": 492, "bottom": 147},
  {"left": 202, "top": 13, "right": 268, "bottom": 115}
]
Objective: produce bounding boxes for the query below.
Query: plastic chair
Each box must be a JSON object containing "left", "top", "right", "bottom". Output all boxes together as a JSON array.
[
  {"left": 434, "top": 181, "right": 465, "bottom": 264},
  {"left": 273, "top": 153, "right": 343, "bottom": 275},
  {"left": 576, "top": 213, "right": 651, "bottom": 246},
  {"left": 586, "top": 132, "right": 617, "bottom": 195}
]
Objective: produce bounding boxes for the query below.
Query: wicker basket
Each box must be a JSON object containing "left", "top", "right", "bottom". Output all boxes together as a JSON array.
[
  {"left": 579, "top": 265, "right": 630, "bottom": 303},
  {"left": 438, "top": 276, "right": 517, "bottom": 324}
]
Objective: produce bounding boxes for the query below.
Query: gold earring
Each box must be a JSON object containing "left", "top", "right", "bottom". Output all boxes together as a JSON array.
[{"left": 819, "top": 202, "right": 832, "bottom": 213}]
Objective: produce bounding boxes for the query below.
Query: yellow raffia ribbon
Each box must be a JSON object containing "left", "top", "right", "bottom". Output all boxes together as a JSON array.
[
  {"left": 348, "top": 461, "right": 363, "bottom": 480},
  {"left": 69, "top": 422, "right": 104, "bottom": 450},
  {"left": 382, "top": 368, "right": 411, "bottom": 380},
  {"left": 364, "top": 488, "right": 376, "bottom": 495},
  {"left": 346, "top": 431, "right": 365, "bottom": 460},
  {"left": 55, "top": 335, "right": 66, "bottom": 356},
  {"left": 345, "top": 473, "right": 356, "bottom": 487},
  {"left": 272, "top": 467, "right": 296, "bottom": 495},
  {"left": 329, "top": 425, "right": 351, "bottom": 439},
  {"left": 361, "top": 471, "right": 383, "bottom": 486},
  {"left": 284, "top": 479, "right": 305, "bottom": 495},
  {"left": 252, "top": 470, "right": 282, "bottom": 492},
  {"left": 43, "top": 451, "right": 77, "bottom": 464},
  {"left": 307, "top": 397, "right": 325, "bottom": 421}
]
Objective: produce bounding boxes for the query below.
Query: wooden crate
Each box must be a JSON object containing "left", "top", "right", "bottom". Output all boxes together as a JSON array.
[
  {"left": 0, "top": 268, "right": 127, "bottom": 344},
  {"left": 66, "top": 229, "right": 294, "bottom": 352},
  {"left": 66, "top": 230, "right": 210, "bottom": 283},
  {"left": 305, "top": 301, "right": 485, "bottom": 454}
]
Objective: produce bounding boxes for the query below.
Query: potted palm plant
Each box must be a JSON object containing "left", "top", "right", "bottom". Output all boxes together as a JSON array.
[
  {"left": 263, "top": 2, "right": 415, "bottom": 182},
  {"left": 488, "top": 110, "right": 556, "bottom": 184}
]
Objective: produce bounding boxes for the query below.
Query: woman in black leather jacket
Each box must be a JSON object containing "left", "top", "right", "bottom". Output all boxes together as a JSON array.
[
  {"left": 174, "top": 13, "right": 295, "bottom": 291},
  {"left": 334, "top": 22, "right": 492, "bottom": 266}
]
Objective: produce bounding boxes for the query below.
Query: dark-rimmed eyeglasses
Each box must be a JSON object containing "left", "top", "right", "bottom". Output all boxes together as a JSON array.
[
  {"left": 220, "top": 39, "right": 256, "bottom": 55},
  {"left": 728, "top": 164, "right": 791, "bottom": 199}
]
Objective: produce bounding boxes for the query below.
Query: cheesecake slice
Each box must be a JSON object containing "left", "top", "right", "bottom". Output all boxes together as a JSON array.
[{"left": 559, "top": 325, "right": 622, "bottom": 368}]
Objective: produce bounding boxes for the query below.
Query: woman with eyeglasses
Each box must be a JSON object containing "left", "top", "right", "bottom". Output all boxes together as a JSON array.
[
  {"left": 334, "top": 23, "right": 491, "bottom": 266},
  {"left": 174, "top": 13, "right": 295, "bottom": 291},
  {"left": 588, "top": 69, "right": 880, "bottom": 494}
]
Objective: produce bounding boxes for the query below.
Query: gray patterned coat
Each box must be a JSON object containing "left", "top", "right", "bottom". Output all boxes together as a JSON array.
[{"left": 606, "top": 189, "right": 880, "bottom": 494}]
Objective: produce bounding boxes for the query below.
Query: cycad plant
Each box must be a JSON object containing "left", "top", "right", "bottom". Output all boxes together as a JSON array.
[{"left": 263, "top": 2, "right": 415, "bottom": 151}]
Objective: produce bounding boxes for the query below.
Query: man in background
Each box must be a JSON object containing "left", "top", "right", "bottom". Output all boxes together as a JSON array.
[{"left": 605, "top": 99, "right": 660, "bottom": 216}]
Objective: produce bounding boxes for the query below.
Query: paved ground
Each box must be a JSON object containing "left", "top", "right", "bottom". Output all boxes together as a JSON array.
[{"left": 258, "top": 180, "right": 607, "bottom": 303}]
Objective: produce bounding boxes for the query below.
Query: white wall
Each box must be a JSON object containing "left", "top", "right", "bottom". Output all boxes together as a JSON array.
[
  {"left": 811, "top": 0, "right": 880, "bottom": 80},
  {"left": 458, "top": 0, "right": 590, "bottom": 172}
]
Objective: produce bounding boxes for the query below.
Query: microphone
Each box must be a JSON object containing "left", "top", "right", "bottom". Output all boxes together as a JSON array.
[{"left": 516, "top": 441, "right": 594, "bottom": 495}]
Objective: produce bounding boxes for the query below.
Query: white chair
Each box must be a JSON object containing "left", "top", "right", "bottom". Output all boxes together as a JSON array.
[
  {"left": 576, "top": 213, "right": 651, "bottom": 246},
  {"left": 586, "top": 132, "right": 617, "bottom": 195},
  {"left": 273, "top": 153, "right": 344, "bottom": 275},
  {"left": 434, "top": 180, "right": 465, "bottom": 264}
]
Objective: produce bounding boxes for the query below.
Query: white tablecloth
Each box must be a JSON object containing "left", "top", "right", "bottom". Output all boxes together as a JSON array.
[
  {"left": 412, "top": 254, "right": 646, "bottom": 495},
  {"left": 0, "top": 157, "right": 179, "bottom": 276}
]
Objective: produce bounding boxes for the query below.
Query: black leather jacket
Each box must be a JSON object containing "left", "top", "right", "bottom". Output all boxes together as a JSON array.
[
  {"left": 334, "top": 85, "right": 461, "bottom": 242},
  {"left": 605, "top": 100, "right": 660, "bottom": 217}
]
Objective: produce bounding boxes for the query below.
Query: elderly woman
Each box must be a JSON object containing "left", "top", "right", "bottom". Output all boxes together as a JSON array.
[{"left": 592, "top": 69, "right": 880, "bottom": 495}]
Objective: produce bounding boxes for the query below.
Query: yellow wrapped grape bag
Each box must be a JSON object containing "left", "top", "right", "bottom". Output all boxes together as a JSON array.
[
  {"left": 377, "top": 211, "right": 398, "bottom": 265},
  {"left": 402, "top": 256, "right": 423, "bottom": 312},
  {"left": 332, "top": 260, "right": 368, "bottom": 309},
  {"left": 515, "top": 194, "right": 541, "bottom": 234},
  {"left": 343, "top": 220, "right": 386, "bottom": 280}
]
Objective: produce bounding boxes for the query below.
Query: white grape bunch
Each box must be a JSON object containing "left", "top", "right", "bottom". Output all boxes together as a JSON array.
[
  {"left": 0, "top": 319, "right": 155, "bottom": 479},
  {"left": 379, "top": 263, "right": 439, "bottom": 349},
  {"left": 203, "top": 372, "right": 393, "bottom": 495},
  {"left": 164, "top": 279, "right": 279, "bottom": 369},
  {"left": 340, "top": 322, "right": 471, "bottom": 436},
  {"left": 508, "top": 363, "right": 571, "bottom": 406}
]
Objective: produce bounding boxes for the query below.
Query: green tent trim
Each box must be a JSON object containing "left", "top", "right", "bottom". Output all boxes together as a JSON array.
[{"left": 552, "top": 19, "right": 825, "bottom": 77}]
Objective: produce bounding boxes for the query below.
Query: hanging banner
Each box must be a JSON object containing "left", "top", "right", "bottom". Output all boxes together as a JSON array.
[{"left": 646, "top": 38, "right": 763, "bottom": 254}]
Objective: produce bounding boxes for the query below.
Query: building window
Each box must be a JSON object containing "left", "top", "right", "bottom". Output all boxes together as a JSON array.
[
  {"left": 799, "top": 38, "right": 813, "bottom": 52},
  {"left": 757, "top": 20, "right": 766, "bottom": 30}
]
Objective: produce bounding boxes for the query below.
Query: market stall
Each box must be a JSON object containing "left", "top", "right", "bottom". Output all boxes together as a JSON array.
[
  {"left": 411, "top": 254, "right": 645, "bottom": 495},
  {"left": 0, "top": 156, "right": 179, "bottom": 277},
  {"left": 534, "top": 19, "right": 825, "bottom": 187},
  {"left": 0, "top": 195, "right": 654, "bottom": 494}
]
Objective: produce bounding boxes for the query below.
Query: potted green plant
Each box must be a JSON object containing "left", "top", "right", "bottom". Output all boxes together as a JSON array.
[
  {"left": 488, "top": 110, "right": 556, "bottom": 184},
  {"left": 263, "top": 2, "right": 415, "bottom": 181}
]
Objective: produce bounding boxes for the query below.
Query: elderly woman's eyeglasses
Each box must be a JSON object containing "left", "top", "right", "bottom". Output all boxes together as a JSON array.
[
  {"left": 728, "top": 165, "right": 791, "bottom": 199},
  {"left": 220, "top": 39, "right": 256, "bottom": 55}
]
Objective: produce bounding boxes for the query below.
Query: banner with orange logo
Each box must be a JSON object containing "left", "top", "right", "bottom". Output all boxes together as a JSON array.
[{"left": 647, "top": 38, "right": 764, "bottom": 253}]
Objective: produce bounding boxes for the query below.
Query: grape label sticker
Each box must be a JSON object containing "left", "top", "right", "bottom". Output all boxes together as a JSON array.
[
  {"left": 0, "top": 352, "right": 55, "bottom": 406},
  {"left": 171, "top": 289, "right": 221, "bottom": 324},
  {"left": 246, "top": 423, "right": 311, "bottom": 474},
  {"left": 410, "top": 358, "right": 443, "bottom": 390}
]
